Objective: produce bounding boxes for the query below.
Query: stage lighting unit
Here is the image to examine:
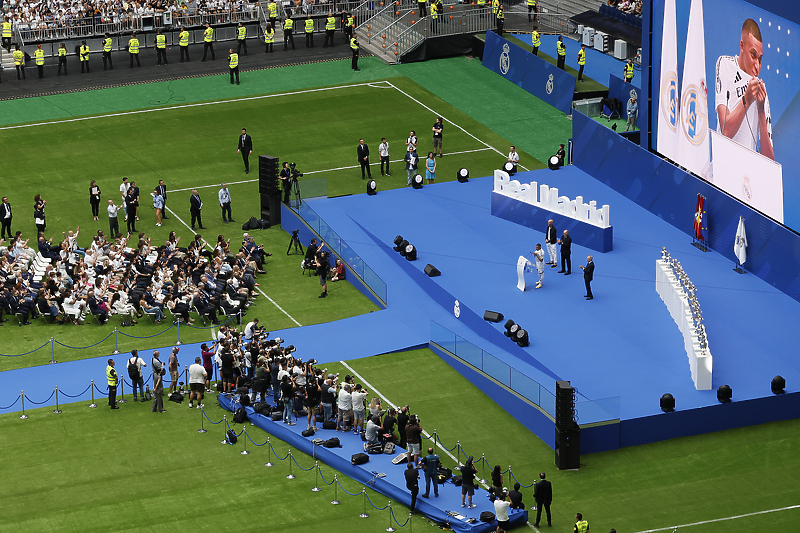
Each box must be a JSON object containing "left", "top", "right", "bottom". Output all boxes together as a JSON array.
[
  {"left": 393, "top": 235, "right": 404, "bottom": 251},
  {"left": 548, "top": 156, "right": 560, "bottom": 170},
  {"left": 483, "top": 310, "right": 504, "bottom": 323},
  {"left": 771, "top": 375, "right": 786, "bottom": 395},
  {"left": 457, "top": 168, "right": 469, "bottom": 183},
  {"left": 503, "top": 319, "right": 516, "bottom": 337},
  {"left": 503, "top": 162, "right": 515, "bottom": 174},
  {"left": 424, "top": 264, "right": 441, "bottom": 277},
  {"left": 367, "top": 179, "right": 377, "bottom": 196},
  {"left": 412, "top": 174, "right": 424, "bottom": 189},
  {"left": 404, "top": 244, "right": 417, "bottom": 261},
  {"left": 397, "top": 239, "right": 409, "bottom": 254},
  {"left": 660, "top": 393, "right": 675, "bottom": 413},
  {"left": 717, "top": 385, "right": 732, "bottom": 404},
  {"left": 514, "top": 328, "right": 529, "bottom": 347}
]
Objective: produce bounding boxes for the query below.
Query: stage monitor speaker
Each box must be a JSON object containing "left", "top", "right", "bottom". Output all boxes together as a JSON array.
[
  {"left": 424, "top": 264, "right": 441, "bottom": 277},
  {"left": 660, "top": 393, "right": 675, "bottom": 413},
  {"left": 771, "top": 375, "right": 785, "bottom": 395},
  {"left": 483, "top": 310, "right": 504, "bottom": 323},
  {"left": 555, "top": 426, "right": 581, "bottom": 470},
  {"left": 717, "top": 384, "right": 732, "bottom": 404},
  {"left": 260, "top": 191, "right": 281, "bottom": 227},
  {"left": 259, "top": 155, "right": 280, "bottom": 194},
  {"left": 555, "top": 380, "right": 575, "bottom": 431}
]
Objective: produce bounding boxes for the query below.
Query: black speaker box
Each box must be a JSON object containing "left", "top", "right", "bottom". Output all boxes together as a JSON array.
[
  {"left": 260, "top": 191, "right": 282, "bottom": 227},
  {"left": 424, "top": 264, "right": 441, "bottom": 277},
  {"left": 483, "top": 310, "right": 504, "bottom": 323},
  {"left": 555, "top": 426, "right": 581, "bottom": 470},
  {"left": 259, "top": 155, "right": 280, "bottom": 194},
  {"left": 555, "top": 380, "right": 574, "bottom": 431}
]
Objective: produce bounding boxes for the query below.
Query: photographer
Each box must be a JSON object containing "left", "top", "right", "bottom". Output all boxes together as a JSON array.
[
  {"left": 350, "top": 383, "right": 368, "bottom": 435},
  {"left": 405, "top": 415, "right": 422, "bottom": 466},
  {"left": 280, "top": 162, "right": 293, "bottom": 204},
  {"left": 315, "top": 250, "right": 330, "bottom": 299},
  {"left": 304, "top": 374, "right": 321, "bottom": 430},
  {"left": 336, "top": 383, "right": 353, "bottom": 432},
  {"left": 365, "top": 415, "right": 381, "bottom": 445},
  {"left": 320, "top": 375, "right": 337, "bottom": 422},
  {"left": 279, "top": 374, "right": 296, "bottom": 425}
]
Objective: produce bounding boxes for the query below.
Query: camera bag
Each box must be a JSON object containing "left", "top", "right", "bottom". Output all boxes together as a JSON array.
[
  {"left": 323, "top": 437, "right": 341, "bottom": 448},
  {"left": 301, "top": 428, "right": 316, "bottom": 438},
  {"left": 351, "top": 452, "right": 370, "bottom": 466},
  {"left": 383, "top": 442, "right": 395, "bottom": 454},
  {"left": 233, "top": 407, "right": 247, "bottom": 424},
  {"left": 270, "top": 411, "right": 283, "bottom": 421},
  {"left": 479, "top": 511, "right": 495, "bottom": 523},
  {"left": 322, "top": 421, "right": 337, "bottom": 430}
]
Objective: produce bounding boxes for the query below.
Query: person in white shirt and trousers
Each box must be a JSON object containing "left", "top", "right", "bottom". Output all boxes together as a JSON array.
[
  {"left": 218, "top": 183, "right": 234, "bottom": 224},
  {"left": 545, "top": 219, "right": 558, "bottom": 269},
  {"left": 507, "top": 146, "right": 519, "bottom": 175},
  {"left": 379, "top": 137, "right": 391, "bottom": 176},
  {"left": 533, "top": 243, "right": 545, "bottom": 289}
]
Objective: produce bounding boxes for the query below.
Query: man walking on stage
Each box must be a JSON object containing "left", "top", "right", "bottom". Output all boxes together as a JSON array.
[
  {"left": 534, "top": 243, "right": 545, "bottom": 289},
  {"left": 545, "top": 219, "right": 558, "bottom": 269},
  {"left": 581, "top": 255, "right": 594, "bottom": 300}
]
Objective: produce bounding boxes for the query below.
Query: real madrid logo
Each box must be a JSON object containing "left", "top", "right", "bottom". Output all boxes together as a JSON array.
[
  {"left": 660, "top": 71, "right": 679, "bottom": 132},
  {"left": 546, "top": 73, "right": 554, "bottom": 95},
  {"left": 742, "top": 176, "right": 752, "bottom": 201},
  {"left": 453, "top": 300, "right": 461, "bottom": 319},
  {"left": 681, "top": 83, "right": 708, "bottom": 146},
  {"left": 630, "top": 89, "right": 638, "bottom": 100},
  {"left": 499, "top": 43, "right": 510, "bottom": 75}
]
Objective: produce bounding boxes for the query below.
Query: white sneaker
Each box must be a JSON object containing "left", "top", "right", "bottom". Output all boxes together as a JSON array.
[
  {"left": 198, "top": 404, "right": 204, "bottom": 409},
  {"left": 535, "top": 282, "right": 542, "bottom": 289},
  {"left": 188, "top": 403, "right": 193, "bottom": 408}
]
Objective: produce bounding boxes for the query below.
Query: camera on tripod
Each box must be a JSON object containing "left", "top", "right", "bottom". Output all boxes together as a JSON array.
[{"left": 288, "top": 162, "right": 303, "bottom": 179}]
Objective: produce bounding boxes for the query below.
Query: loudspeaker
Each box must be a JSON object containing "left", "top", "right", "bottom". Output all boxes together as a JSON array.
[
  {"left": 660, "top": 393, "right": 675, "bottom": 413},
  {"left": 258, "top": 155, "right": 280, "bottom": 194},
  {"left": 483, "top": 310, "right": 504, "bottom": 323},
  {"left": 260, "top": 191, "right": 281, "bottom": 227},
  {"left": 555, "top": 380, "right": 574, "bottom": 431},
  {"left": 424, "top": 264, "right": 441, "bottom": 277},
  {"left": 555, "top": 426, "right": 580, "bottom": 470}
]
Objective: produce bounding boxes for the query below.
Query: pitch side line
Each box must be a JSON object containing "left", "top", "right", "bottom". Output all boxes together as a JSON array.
[
  {"left": 163, "top": 205, "right": 302, "bottom": 327},
  {"left": 0, "top": 80, "right": 394, "bottom": 131},
  {"left": 167, "top": 147, "right": 494, "bottom": 193},
  {"left": 385, "top": 81, "right": 530, "bottom": 172},
  {"left": 633, "top": 504, "right": 800, "bottom": 533}
]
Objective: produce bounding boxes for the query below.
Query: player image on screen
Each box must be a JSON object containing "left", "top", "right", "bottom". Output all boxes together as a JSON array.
[{"left": 715, "top": 18, "right": 775, "bottom": 161}]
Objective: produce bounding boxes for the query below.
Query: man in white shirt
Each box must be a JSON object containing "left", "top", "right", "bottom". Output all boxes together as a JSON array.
[
  {"left": 545, "top": 219, "right": 558, "bottom": 269},
  {"left": 218, "top": 183, "right": 234, "bottom": 223},
  {"left": 243, "top": 317, "right": 260, "bottom": 341},
  {"left": 188, "top": 356, "right": 208, "bottom": 408},
  {"left": 379, "top": 137, "right": 391, "bottom": 176},
  {"left": 350, "top": 383, "right": 368, "bottom": 434},
  {"left": 507, "top": 145, "right": 519, "bottom": 175},
  {"left": 494, "top": 491, "right": 511, "bottom": 533},
  {"left": 715, "top": 18, "right": 774, "bottom": 160},
  {"left": 337, "top": 383, "right": 353, "bottom": 432},
  {"left": 406, "top": 130, "right": 418, "bottom": 150},
  {"left": 533, "top": 243, "right": 545, "bottom": 289},
  {"left": 119, "top": 177, "right": 130, "bottom": 217},
  {"left": 127, "top": 349, "right": 147, "bottom": 402}
]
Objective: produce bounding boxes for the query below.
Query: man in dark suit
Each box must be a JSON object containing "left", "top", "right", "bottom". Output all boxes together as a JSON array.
[
  {"left": 237, "top": 128, "right": 253, "bottom": 174},
  {"left": 190, "top": 189, "right": 205, "bottom": 230},
  {"left": 0, "top": 197, "right": 12, "bottom": 239},
  {"left": 508, "top": 482, "right": 525, "bottom": 510},
  {"left": 533, "top": 472, "right": 552, "bottom": 527},
  {"left": 156, "top": 180, "right": 168, "bottom": 219},
  {"left": 557, "top": 229, "right": 572, "bottom": 274},
  {"left": 38, "top": 236, "right": 60, "bottom": 260},
  {"left": 87, "top": 289, "right": 107, "bottom": 324},
  {"left": 357, "top": 138, "right": 371, "bottom": 179},
  {"left": 581, "top": 255, "right": 594, "bottom": 300},
  {"left": 125, "top": 187, "right": 138, "bottom": 234}
]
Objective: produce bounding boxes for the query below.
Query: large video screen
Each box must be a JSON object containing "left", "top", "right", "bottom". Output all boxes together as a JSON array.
[{"left": 651, "top": 0, "right": 800, "bottom": 231}]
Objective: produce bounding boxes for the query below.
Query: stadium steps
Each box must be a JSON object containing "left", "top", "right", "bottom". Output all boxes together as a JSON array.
[
  {"left": 358, "top": 7, "right": 420, "bottom": 64},
  {"left": 0, "top": 48, "right": 13, "bottom": 71}
]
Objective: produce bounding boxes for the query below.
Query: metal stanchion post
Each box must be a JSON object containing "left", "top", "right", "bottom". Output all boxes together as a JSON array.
[
  {"left": 480, "top": 452, "right": 486, "bottom": 484},
  {"left": 182, "top": 365, "right": 188, "bottom": 394},
  {"left": 265, "top": 437, "right": 274, "bottom": 467},
  {"left": 175, "top": 320, "right": 181, "bottom": 345},
  {"left": 359, "top": 487, "right": 369, "bottom": 518},
  {"left": 199, "top": 407, "right": 207, "bottom": 433},
  {"left": 49, "top": 337, "right": 57, "bottom": 364},
  {"left": 331, "top": 474, "right": 340, "bottom": 505},
  {"left": 456, "top": 440, "right": 461, "bottom": 465},
  {"left": 89, "top": 380, "right": 97, "bottom": 408},
  {"left": 386, "top": 501, "right": 396, "bottom": 532},
  {"left": 221, "top": 415, "right": 229, "bottom": 444},
  {"left": 287, "top": 450, "right": 295, "bottom": 479},
  {"left": 118, "top": 378, "right": 127, "bottom": 404},
  {"left": 312, "top": 461, "right": 321, "bottom": 492},
  {"left": 53, "top": 387, "right": 62, "bottom": 414},
  {"left": 433, "top": 429, "right": 438, "bottom": 454},
  {"left": 19, "top": 391, "right": 28, "bottom": 419},
  {"left": 409, "top": 512, "right": 413, "bottom": 533},
  {"left": 112, "top": 327, "right": 120, "bottom": 355},
  {"left": 241, "top": 426, "right": 250, "bottom": 455}
]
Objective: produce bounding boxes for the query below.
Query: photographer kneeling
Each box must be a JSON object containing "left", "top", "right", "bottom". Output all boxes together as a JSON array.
[
  {"left": 315, "top": 250, "right": 330, "bottom": 299},
  {"left": 365, "top": 415, "right": 382, "bottom": 445}
]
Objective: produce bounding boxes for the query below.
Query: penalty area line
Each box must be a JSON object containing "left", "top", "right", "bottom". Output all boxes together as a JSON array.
[{"left": 632, "top": 504, "right": 800, "bottom": 533}]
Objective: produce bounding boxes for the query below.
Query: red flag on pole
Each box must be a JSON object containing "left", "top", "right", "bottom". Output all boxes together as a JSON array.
[{"left": 694, "top": 194, "right": 705, "bottom": 241}]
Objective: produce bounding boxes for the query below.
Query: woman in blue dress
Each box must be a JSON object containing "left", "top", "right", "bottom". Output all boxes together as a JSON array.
[{"left": 425, "top": 151, "right": 437, "bottom": 184}]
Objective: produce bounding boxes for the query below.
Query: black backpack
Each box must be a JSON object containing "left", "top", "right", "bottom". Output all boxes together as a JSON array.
[
  {"left": 233, "top": 407, "right": 247, "bottom": 423},
  {"left": 242, "top": 216, "right": 259, "bottom": 231},
  {"left": 323, "top": 437, "right": 341, "bottom": 448},
  {"left": 226, "top": 429, "right": 238, "bottom": 444},
  {"left": 127, "top": 357, "right": 140, "bottom": 380},
  {"left": 480, "top": 511, "right": 495, "bottom": 523}
]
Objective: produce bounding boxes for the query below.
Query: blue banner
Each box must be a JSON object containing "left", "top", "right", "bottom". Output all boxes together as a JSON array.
[{"left": 482, "top": 31, "right": 576, "bottom": 114}]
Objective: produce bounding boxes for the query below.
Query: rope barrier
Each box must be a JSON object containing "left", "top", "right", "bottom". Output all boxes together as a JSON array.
[
  {"left": 53, "top": 329, "right": 115, "bottom": 349},
  {"left": 508, "top": 469, "right": 534, "bottom": 488},
  {"left": 58, "top": 383, "right": 92, "bottom": 398},
  {"left": 117, "top": 321, "right": 176, "bottom": 339},
  {"left": 390, "top": 507, "right": 411, "bottom": 527},
  {"left": 93, "top": 383, "right": 109, "bottom": 396},
  {"left": 365, "top": 492, "right": 390, "bottom": 511},
  {"left": 23, "top": 389, "right": 56, "bottom": 405},
  {"left": 317, "top": 463, "right": 336, "bottom": 485},
  {"left": 290, "top": 453, "right": 316, "bottom": 471},
  {"left": 335, "top": 477, "right": 364, "bottom": 497},
  {"left": 202, "top": 408, "right": 225, "bottom": 424},
  {"left": 268, "top": 439, "right": 291, "bottom": 461},
  {"left": 433, "top": 434, "right": 458, "bottom": 452},
  {"left": 0, "top": 339, "right": 51, "bottom": 357},
  {"left": 244, "top": 430, "right": 269, "bottom": 446},
  {"left": 0, "top": 395, "right": 22, "bottom": 410}
]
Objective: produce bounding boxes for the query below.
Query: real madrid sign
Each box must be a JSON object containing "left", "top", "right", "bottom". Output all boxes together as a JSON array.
[{"left": 499, "top": 43, "right": 510, "bottom": 75}]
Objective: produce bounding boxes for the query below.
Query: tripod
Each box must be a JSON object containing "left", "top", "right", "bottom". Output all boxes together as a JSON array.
[
  {"left": 291, "top": 177, "right": 302, "bottom": 207},
  {"left": 287, "top": 231, "right": 304, "bottom": 255}
]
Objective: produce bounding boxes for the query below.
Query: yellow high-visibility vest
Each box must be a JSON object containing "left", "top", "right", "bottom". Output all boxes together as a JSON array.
[
  {"left": 284, "top": 18, "right": 294, "bottom": 31},
  {"left": 305, "top": 19, "right": 314, "bottom": 33},
  {"left": 156, "top": 34, "right": 166, "bottom": 48},
  {"left": 34, "top": 49, "right": 44, "bottom": 65},
  {"left": 204, "top": 27, "right": 213, "bottom": 42},
  {"left": 265, "top": 29, "right": 275, "bottom": 43},
  {"left": 238, "top": 26, "right": 246, "bottom": 40},
  {"left": 578, "top": 49, "right": 585, "bottom": 65},
  {"left": 268, "top": 3, "right": 277, "bottom": 17},
  {"left": 1, "top": 21, "right": 12, "bottom": 38},
  {"left": 107, "top": 365, "right": 117, "bottom": 386},
  {"left": 350, "top": 37, "right": 358, "bottom": 51},
  {"left": 531, "top": 30, "right": 540, "bottom": 47},
  {"left": 12, "top": 49, "right": 23, "bottom": 65},
  {"left": 103, "top": 37, "right": 112, "bottom": 52},
  {"left": 624, "top": 62, "right": 634, "bottom": 79},
  {"left": 80, "top": 45, "right": 89, "bottom": 61},
  {"left": 229, "top": 52, "right": 238, "bottom": 68},
  {"left": 129, "top": 38, "right": 139, "bottom": 54},
  {"left": 557, "top": 41, "right": 566, "bottom": 57},
  {"left": 527, "top": 0, "right": 536, "bottom": 6},
  {"left": 58, "top": 47, "right": 66, "bottom": 57},
  {"left": 326, "top": 16, "right": 335, "bottom": 31},
  {"left": 179, "top": 30, "right": 189, "bottom": 46}
]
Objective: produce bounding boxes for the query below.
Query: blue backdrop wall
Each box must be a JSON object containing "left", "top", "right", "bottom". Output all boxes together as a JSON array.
[{"left": 571, "top": 110, "right": 800, "bottom": 303}]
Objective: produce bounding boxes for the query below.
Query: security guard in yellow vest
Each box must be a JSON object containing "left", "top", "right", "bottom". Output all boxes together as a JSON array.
[
  {"left": 237, "top": 22, "right": 248, "bottom": 56},
  {"left": 228, "top": 48, "right": 239, "bottom": 85},
  {"left": 79, "top": 40, "right": 90, "bottom": 73},
  {"left": 350, "top": 33, "right": 360, "bottom": 71},
  {"left": 417, "top": 0, "right": 427, "bottom": 18},
  {"left": 12, "top": 44, "right": 24, "bottom": 80},
  {"left": 179, "top": 26, "right": 190, "bottom": 62},
  {"left": 574, "top": 513, "right": 589, "bottom": 533},
  {"left": 431, "top": 2, "right": 439, "bottom": 33},
  {"left": 264, "top": 23, "right": 275, "bottom": 53},
  {"left": 531, "top": 26, "right": 540, "bottom": 56},
  {"left": 107, "top": 359, "right": 119, "bottom": 409},
  {"left": 1, "top": 16, "right": 12, "bottom": 53},
  {"left": 57, "top": 43, "right": 67, "bottom": 75},
  {"left": 527, "top": 0, "right": 538, "bottom": 22},
  {"left": 155, "top": 28, "right": 168, "bottom": 65},
  {"left": 491, "top": 0, "right": 499, "bottom": 16},
  {"left": 624, "top": 58, "right": 634, "bottom": 83},
  {"left": 346, "top": 13, "right": 355, "bottom": 38},
  {"left": 283, "top": 16, "right": 295, "bottom": 51},
  {"left": 102, "top": 32, "right": 113, "bottom": 70},
  {"left": 128, "top": 32, "right": 141, "bottom": 67},
  {"left": 268, "top": 0, "right": 278, "bottom": 29},
  {"left": 305, "top": 14, "right": 314, "bottom": 48},
  {"left": 556, "top": 35, "right": 566, "bottom": 70},
  {"left": 577, "top": 43, "right": 586, "bottom": 81},
  {"left": 202, "top": 23, "right": 215, "bottom": 61},
  {"left": 496, "top": 4, "right": 504, "bottom": 35},
  {"left": 34, "top": 43, "right": 44, "bottom": 78},
  {"left": 324, "top": 12, "right": 336, "bottom": 48}
]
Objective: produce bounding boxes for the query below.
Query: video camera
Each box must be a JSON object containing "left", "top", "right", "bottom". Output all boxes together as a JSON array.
[{"left": 288, "top": 162, "right": 303, "bottom": 178}]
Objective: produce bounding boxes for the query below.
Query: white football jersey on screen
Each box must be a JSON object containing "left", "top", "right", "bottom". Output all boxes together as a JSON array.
[{"left": 715, "top": 55, "right": 773, "bottom": 154}]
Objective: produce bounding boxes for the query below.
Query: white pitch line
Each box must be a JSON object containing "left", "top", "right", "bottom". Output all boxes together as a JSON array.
[
  {"left": 163, "top": 205, "right": 302, "bottom": 327},
  {"left": 385, "top": 81, "right": 530, "bottom": 172},
  {"left": 632, "top": 504, "right": 800, "bottom": 533},
  {"left": 338, "top": 360, "right": 490, "bottom": 491},
  {"left": 168, "top": 147, "right": 494, "bottom": 193},
  {"left": 0, "top": 80, "right": 394, "bottom": 131}
]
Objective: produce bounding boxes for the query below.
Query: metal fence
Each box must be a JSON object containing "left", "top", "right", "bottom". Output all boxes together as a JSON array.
[{"left": 391, "top": 7, "right": 492, "bottom": 59}]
